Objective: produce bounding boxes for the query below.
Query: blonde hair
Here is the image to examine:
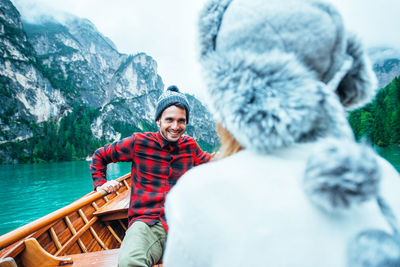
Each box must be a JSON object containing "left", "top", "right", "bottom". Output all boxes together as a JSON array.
[{"left": 216, "top": 123, "right": 243, "bottom": 160}]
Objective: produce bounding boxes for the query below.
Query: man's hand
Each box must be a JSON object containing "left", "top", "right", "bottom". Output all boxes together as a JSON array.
[{"left": 96, "top": 180, "right": 122, "bottom": 194}]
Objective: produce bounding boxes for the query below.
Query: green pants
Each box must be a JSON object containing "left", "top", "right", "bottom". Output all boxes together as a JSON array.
[{"left": 118, "top": 221, "right": 167, "bottom": 267}]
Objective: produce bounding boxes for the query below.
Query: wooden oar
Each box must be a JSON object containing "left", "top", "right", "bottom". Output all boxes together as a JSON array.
[{"left": 0, "top": 173, "right": 130, "bottom": 250}]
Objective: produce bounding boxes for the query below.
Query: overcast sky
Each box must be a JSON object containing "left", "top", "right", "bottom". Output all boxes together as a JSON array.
[{"left": 11, "top": 0, "right": 400, "bottom": 99}]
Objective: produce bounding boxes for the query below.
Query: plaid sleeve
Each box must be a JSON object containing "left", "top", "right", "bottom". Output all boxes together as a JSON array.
[
  {"left": 194, "top": 141, "right": 211, "bottom": 166},
  {"left": 90, "top": 134, "right": 136, "bottom": 189}
]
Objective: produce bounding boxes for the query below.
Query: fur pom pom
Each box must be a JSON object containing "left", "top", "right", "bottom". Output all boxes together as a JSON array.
[
  {"left": 198, "top": 0, "right": 233, "bottom": 57},
  {"left": 336, "top": 33, "right": 378, "bottom": 110},
  {"left": 303, "top": 139, "right": 381, "bottom": 212},
  {"left": 347, "top": 230, "right": 400, "bottom": 266}
]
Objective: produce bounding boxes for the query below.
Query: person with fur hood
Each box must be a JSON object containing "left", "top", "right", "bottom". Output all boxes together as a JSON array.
[{"left": 162, "top": 0, "right": 400, "bottom": 266}]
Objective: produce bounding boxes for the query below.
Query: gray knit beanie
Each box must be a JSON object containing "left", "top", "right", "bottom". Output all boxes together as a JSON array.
[{"left": 155, "top": 85, "right": 190, "bottom": 122}]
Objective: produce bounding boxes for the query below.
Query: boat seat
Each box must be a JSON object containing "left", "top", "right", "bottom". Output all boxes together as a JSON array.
[
  {"left": 68, "top": 249, "right": 119, "bottom": 266},
  {"left": 0, "top": 257, "right": 17, "bottom": 267},
  {"left": 94, "top": 189, "right": 130, "bottom": 221},
  {"left": 68, "top": 249, "right": 163, "bottom": 267}
]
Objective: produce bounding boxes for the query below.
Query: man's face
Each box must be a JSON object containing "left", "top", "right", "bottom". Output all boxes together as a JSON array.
[{"left": 156, "top": 105, "right": 187, "bottom": 142}]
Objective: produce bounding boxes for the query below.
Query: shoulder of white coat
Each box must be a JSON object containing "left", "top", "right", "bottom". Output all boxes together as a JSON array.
[
  {"left": 168, "top": 155, "right": 229, "bottom": 201},
  {"left": 376, "top": 155, "right": 400, "bottom": 204},
  {"left": 165, "top": 159, "right": 215, "bottom": 222},
  {"left": 376, "top": 155, "right": 399, "bottom": 177},
  {"left": 166, "top": 151, "right": 251, "bottom": 219}
]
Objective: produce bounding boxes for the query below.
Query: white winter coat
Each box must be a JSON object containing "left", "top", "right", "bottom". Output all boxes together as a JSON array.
[{"left": 163, "top": 141, "right": 400, "bottom": 267}]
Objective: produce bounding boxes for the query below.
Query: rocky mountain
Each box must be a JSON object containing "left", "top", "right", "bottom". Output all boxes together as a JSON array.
[
  {"left": 368, "top": 47, "right": 400, "bottom": 89},
  {"left": 0, "top": 0, "right": 217, "bottom": 163},
  {"left": 0, "top": 0, "right": 61, "bottom": 143}
]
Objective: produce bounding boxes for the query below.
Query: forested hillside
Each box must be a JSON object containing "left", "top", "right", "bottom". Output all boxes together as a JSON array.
[
  {"left": 1, "top": 105, "right": 102, "bottom": 163},
  {"left": 348, "top": 76, "right": 400, "bottom": 146}
]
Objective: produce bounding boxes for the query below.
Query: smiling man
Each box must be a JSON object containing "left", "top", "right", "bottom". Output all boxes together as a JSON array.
[{"left": 90, "top": 85, "right": 212, "bottom": 267}]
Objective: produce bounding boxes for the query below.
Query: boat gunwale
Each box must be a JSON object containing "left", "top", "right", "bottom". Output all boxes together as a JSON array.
[{"left": 0, "top": 173, "right": 131, "bottom": 254}]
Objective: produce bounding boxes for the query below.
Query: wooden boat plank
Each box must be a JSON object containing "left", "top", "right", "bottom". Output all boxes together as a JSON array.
[
  {"left": 87, "top": 223, "right": 108, "bottom": 250},
  {"left": 93, "top": 198, "right": 107, "bottom": 212},
  {"left": 66, "top": 242, "right": 82, "bottom": 256},
  {"left": 68, "top": 212, "right": 85, "bottom": 232},
  {"left": 0, "top": 257, "right": 17, "bottom": 267},
  {"left": 55, "top": 222, "right": 73, "bottom": 248},
  {"left": 67, "top": 249, "right": 119, "bottom": 266},
  {"left": 0, "top": 220, "right": 58, "bottom": 259},
  {"left": 40, "top": 232, "right": 58, "bottom": 254},
  {"left": 67, "top": 249, "right": 163, "bottom": 267},
  {"left": 0, "top": 240, "right": 25, "bottom": 263},
  {"left": 97, "top": 227, "right": 116, "bottom": 250},
  {"left": 79, "top": 230, "right": 93, "bottom": 246},
  {"left": 49, "top": 227, "right": 62, "bottom": 250},
  {"left": 81, "top": 205, "right": 97, "bottom": 222},
  {"left": 0, "top": 191, "right": 104, "bottom": 250},
  {"left": 86, "top": 222, "right": 109, "bottom": 251},
  {"left": 0, "top": 174, "right": 133, "bottom": 264},
  {"left": 55, "top": 217, "right": 98, "bottom": 256},
  {"left": 99, "top": 211, "right": 128, "bottom": 221},
  {"left": 85, "top": 239, "right": 101, "bottom": 253},
  {"left": 20, "top": 238, "right": 72, "bottom": 267},
  {"left": 93, "top": 189, "right": 130, "bottom": 217},
  {"left": 80, "top": 230, "right": 97, "bottom": 251},
  {"left": 112, "top": 220, "right": 126, "bottom": 239}
]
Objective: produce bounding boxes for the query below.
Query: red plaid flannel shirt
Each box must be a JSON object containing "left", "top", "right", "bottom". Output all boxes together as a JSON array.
[{"left": 90, "top": 131, "right": 211, "bottom": 231}]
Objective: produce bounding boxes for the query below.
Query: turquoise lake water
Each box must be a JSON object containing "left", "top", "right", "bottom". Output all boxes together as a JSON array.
[
  {"left": 0, "top": 161, "right": 131, "bottom": 235},
  {"left": 0, "top": 146, "right": 399, "bottom": 236}
]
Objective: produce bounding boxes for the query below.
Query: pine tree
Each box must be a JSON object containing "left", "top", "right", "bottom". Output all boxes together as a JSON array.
[{"left": 349, "top": 75, "right": 400, "bottom": 147}]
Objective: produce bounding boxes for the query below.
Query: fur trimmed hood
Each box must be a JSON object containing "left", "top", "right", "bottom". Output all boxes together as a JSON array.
[
  {"left": 197, "top": 0, "right": 400, "bottom": 264},
  {"left": 199, "top": 0, "right": 377, "bottom": 151}
]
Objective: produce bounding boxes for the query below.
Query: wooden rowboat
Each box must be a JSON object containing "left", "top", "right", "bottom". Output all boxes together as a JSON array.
[{"left": 0, "top": 173, "right": 162, "bottom": 267}]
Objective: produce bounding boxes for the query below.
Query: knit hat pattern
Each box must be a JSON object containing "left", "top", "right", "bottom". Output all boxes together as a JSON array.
[{"left": 155, "top": 85, "right": 190, "bottom": 123}]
